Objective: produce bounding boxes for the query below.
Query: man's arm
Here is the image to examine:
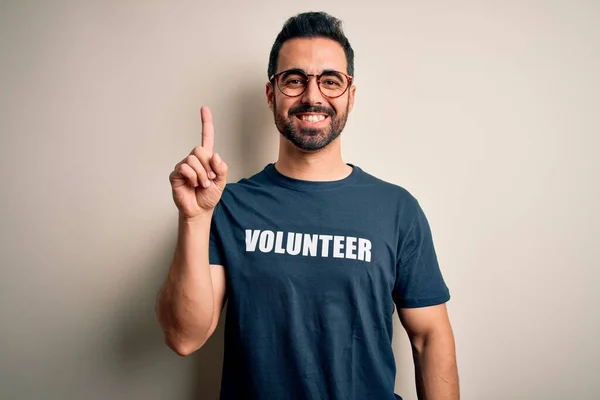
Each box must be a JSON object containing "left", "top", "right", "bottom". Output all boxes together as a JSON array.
[
  {"left": 155, "top": 213, "right": 227, "bottom": 356},
  {"left": 157, "top": 105, "right": 228, "bottom": 356},
  {"left": 399, "top": 303, "right": 459, "bottom": 400}
]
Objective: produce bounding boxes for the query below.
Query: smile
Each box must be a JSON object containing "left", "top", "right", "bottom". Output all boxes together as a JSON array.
[{"left": 296, "top": 114, "right": 328, "bottom": 123}]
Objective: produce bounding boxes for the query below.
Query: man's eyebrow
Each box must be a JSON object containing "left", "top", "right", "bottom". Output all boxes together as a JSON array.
[
  {"left": 320, "top": 69, "right": 344, "bottom": 77},
  {"left": 281, "top": 68, "right": 306, "bottom": 74}
]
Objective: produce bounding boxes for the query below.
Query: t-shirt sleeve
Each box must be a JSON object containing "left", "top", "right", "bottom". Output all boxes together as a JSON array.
[
  {"left": 209, "top": 203, "right": 225, "bottom": 266},
  {"left": 393, "top": 201, "right": 450, "bottom": 308}
]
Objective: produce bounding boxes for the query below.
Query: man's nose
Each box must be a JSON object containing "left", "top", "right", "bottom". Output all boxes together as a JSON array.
[{"left": 301, "top": 76, "right": 324, "bottom": 105}]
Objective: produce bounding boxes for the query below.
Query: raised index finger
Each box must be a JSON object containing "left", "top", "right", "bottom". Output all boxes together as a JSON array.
[{"left": 200, "top": 106, "right": 214, "bottom": 153}]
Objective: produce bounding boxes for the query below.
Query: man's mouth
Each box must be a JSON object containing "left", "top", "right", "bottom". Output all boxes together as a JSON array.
[{"left": 295, "top": 113, "right": 328, "bottom": 124}]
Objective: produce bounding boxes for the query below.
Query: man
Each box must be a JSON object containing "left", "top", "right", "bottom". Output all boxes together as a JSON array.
[{"left": 156, "top": 11, "right": 459, "bottom": 400}]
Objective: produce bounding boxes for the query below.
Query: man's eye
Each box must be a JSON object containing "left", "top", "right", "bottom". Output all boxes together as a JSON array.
[
  {"left": 321, "top": 79, "right": 343, "bottom": 88},
  {"left": 282, "top": 78, "right": 306, "bottom": 88}
]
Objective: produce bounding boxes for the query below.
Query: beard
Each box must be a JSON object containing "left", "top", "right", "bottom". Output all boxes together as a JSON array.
[{"left": 273, "top": 98, "right": 349, "bottom": 152}]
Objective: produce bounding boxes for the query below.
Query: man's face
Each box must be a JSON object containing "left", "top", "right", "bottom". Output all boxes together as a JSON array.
[{"left": 267, "top": 37, "right": 355, "bottom": 152}]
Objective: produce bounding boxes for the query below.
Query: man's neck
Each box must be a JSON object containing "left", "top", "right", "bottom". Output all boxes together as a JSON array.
[{"left": 275, "top": 137, "right": 353, "bottom": 182}]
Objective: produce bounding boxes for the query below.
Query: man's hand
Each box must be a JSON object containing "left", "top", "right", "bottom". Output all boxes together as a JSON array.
[{"left": 169, "top": 106, "right": 228, "bottom": 220}]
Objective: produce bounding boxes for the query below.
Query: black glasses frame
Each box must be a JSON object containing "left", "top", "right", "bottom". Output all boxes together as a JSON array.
[{"left": 269, "top": 69, "right": 354, "bottom": 99}]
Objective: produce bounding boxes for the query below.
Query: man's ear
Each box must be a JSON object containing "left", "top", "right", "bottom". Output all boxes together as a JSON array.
[
  {"left": 348, "top": 85, "right": 356, "bottom": 113},
  {"left": 266, "top": 82, "right": 275, "bottom": 112}
]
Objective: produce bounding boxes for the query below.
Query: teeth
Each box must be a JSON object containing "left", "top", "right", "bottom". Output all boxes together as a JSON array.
[{"left": 300, "top": 115, "right": 326, "bottom": 123}]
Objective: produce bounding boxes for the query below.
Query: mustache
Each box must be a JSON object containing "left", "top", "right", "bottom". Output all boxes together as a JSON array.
[{"left": 288, "top": 105, "right": 335, "bottom": 118}]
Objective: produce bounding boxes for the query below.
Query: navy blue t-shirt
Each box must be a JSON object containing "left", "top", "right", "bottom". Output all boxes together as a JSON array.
[{"left": 209, "top": 163, "right": 450, "bottom": 400}]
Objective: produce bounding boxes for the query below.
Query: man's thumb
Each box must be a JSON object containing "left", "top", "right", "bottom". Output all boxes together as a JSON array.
[{"left": 210, "top": 153, "right": 228, "bottom": 185}]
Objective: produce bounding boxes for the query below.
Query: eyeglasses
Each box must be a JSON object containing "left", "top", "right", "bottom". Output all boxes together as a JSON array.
[{"left": 269, "top": 69, "right": 353, "bottom": 99}]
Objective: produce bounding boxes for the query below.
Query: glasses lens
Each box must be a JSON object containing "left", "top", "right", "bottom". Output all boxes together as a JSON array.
[
  {"left": 278, "top": 71, "right": 308, "bottom": 96},
  {"left": 318, "top": 72, "right": 348, "bottom": 98}
]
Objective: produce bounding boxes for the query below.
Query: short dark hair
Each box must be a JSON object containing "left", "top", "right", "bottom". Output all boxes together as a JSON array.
[{"left": 267, "top": 11, "right": 355, "bottom": 79}]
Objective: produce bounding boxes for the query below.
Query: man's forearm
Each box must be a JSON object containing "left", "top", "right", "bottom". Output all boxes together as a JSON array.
[
  {"left": 156, "top": 212, "right": 215, "bottom": 355},
  {"left": 412, "top": 330, "right": 459, "bottom": 400}
]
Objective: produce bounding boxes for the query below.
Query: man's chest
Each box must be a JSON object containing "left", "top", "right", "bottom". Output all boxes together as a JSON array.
[{"left": 216, "top": 201, "right": 400, "bottom": 298}]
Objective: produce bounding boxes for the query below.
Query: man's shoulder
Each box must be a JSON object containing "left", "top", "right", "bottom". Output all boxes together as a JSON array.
[
  {"left": 219, "top": 165, "right": 272, "bottom": 198},
  {"left": 355, "top": 165, "right": 419, "bottom": 205}
]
